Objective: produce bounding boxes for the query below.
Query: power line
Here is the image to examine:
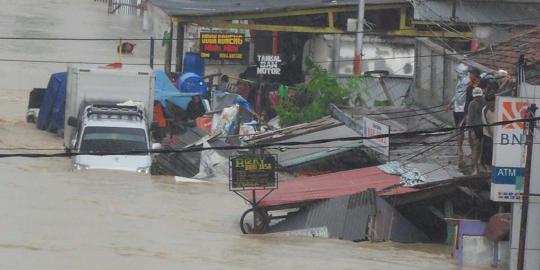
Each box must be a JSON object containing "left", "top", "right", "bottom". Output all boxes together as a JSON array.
[
  {"left": 379, "top": 108, "right": 447, "bottom": 122},
  {"left": 0, "top": 116, "right": 537, "bottom": 159},
  {"left": 401, "top": 132, "right": 460, "bottom": 164},
  {"left": 0, "top": 51, "right": 472, "bottom": 66},
  {"left": 365, "top": 104, "right": 446, "bottom": 115}
]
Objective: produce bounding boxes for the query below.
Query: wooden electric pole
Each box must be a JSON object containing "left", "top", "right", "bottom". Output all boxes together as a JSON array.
[{"left": 517, "top": 103, "right": 537, "bottom": 270}]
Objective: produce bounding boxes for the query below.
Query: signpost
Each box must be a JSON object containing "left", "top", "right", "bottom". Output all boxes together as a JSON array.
[
  {"left": 490, "top": 97, "right": 540, "bottom": 202},
  {"left": 229, "top": 154, "right": 278, "bottom": 234},
  {"left": 199, "top": 32, "right": 246, "bottom": 61},
  {"left": 363, "top": 117, "right": 390, "bottom": 159}
]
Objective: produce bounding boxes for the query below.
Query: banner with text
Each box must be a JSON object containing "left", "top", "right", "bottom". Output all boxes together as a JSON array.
[
  {"left": 199, "top": 32, "right": 246, "bottom": 61},
  {"left": 256, "top": 55, "right": 282, "bottom": 75},
  {"left": 363, "top": 117, "right": 390, "bottom": 158},
  {"left": 490, "top": 97, "right": 539, "bottom": 202}
]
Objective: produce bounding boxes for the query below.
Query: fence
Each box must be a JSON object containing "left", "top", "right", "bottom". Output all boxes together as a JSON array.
[{"left": 95, "top": 0, "right": 143, "bottom": 16}]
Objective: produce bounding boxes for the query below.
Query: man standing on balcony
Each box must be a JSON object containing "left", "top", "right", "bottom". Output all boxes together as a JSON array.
[{"left": 447, "top": 63, "right": 470, "bottom": 165}]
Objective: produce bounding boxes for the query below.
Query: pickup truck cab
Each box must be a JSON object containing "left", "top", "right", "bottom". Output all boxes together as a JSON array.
[{"left": 70, "top": 104, "right": 156, "bottom": 173}]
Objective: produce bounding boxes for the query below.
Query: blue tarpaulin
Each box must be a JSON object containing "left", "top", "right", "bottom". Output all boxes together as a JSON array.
[
  {"left": 154, "top": 70, "right": 200, "bottom": 117},
  {"left": 37, "top": 72, "right": 67, "bottom": 133}
]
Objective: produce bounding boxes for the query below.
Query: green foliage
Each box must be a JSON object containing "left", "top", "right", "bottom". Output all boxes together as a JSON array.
[
  {"left": 348, "top": 75, "right": 370, "bottom": 107},
  {"left": 374, "top": 99, "right": 391, "bottom": 107},
  {"left": 276, "top": 62, "right": 352, "bottom": 127}
]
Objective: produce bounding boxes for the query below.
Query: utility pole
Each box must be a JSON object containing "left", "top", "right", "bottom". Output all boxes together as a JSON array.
[
  {"left": 354, "top": 0, "right": 365, "bottom": 75},
  {"left": 517, "top": 103, "right": 537, "bottom": 270},
  {"left": 165, "top": 21, "right": 173, "bottom": 75}
]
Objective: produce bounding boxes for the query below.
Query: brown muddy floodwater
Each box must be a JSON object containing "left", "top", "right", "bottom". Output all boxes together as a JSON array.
[{"left": 0, "top": 1, "right": 482, "bottom": 269}]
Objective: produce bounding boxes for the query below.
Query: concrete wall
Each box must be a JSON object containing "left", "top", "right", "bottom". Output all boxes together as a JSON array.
[
  {"left": 413, "top": 38, "right": 463, "bottom": 124},
  {"left": 412, "top": 38, "right": 492, "bottom": 124},
  {"left": 303, "top": 35, "right": 415, "bottom": 76}
]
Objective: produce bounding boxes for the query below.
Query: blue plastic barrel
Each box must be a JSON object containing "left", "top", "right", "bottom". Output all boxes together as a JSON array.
[
  {"left": 177, "top": 72, "right": 208, "bottom": 98},
  {"left": 183, "top": 52, "right": 205, "bottom": 77}
]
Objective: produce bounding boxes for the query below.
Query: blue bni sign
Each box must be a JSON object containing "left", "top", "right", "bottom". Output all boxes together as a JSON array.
[{"left": 491, "top": 166, "right": 525, "bottom": 201}]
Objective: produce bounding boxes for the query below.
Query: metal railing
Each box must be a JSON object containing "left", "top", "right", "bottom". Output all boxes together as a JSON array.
[{"left": 95, "top": 0, "right": 143, "bottom": 16}]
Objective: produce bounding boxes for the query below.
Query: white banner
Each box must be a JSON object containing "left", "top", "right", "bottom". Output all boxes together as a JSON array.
[{"left": 363, "top": 117, "right": 390, "bottom": 157}]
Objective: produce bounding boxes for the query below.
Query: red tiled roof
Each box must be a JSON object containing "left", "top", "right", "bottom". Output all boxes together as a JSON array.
[
  {"left": 468, "top": 26, "right": 540, "bottom": 84},
  {"left": 252, "top": 166, "right": 416, "bottom": 208}
]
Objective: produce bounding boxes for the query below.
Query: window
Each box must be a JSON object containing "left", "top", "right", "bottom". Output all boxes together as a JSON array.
[{"left": 80, "top": 127, "right": 147, "bottom": 154}]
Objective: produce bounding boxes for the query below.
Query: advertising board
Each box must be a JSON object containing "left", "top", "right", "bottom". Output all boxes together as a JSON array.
[
  {"left": 363, "top": 117, "right": 390, "bottom": 157},
  {"left": 199, "top": 32, "right": 246, "bottom": 60},
  {"left": 490, "top": 97, "right": 539, "bottom": 202},
  {"left": 229, "top": 155, "right": 278, "bottom": 191}
]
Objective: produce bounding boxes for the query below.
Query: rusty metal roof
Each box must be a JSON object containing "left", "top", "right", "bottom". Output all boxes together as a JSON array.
[
  {"left": 413, "top": 0, "right": 540, "bottom": 25},
  {"left": 468, "top": 26, "right": 540, "bottom": 84}
]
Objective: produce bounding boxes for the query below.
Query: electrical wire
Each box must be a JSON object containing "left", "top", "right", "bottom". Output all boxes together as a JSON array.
[
  {"left": 0, "top": 117, "right": 537, "bottom": 159},
  {"left": 0, "top": 51, "right": 472, "bottom": 67},
  {"left": 379, "top": 108, "right": 447, "bottom": 122},
  {"left": 399, "top": 132, "right": 461, "bottom": 164},
  {"left": 365, "top": 104, "right": 446, "bottom": 115}
]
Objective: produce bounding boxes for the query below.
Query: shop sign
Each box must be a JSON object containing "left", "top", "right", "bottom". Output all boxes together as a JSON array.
[
  {"left": 200, "top": 32, "right": 246, "bottom": 60},
  {"left": 229, "top": 155, "right": 278, "bottom": 191}
]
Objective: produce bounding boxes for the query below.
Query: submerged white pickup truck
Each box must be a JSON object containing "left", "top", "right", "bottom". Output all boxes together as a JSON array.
[{"left": 64, "top": 64, "right": 159, "bottom": 173}]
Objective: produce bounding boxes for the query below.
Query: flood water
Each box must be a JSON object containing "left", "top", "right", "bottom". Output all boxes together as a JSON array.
[{"left": 0, "top": 1, "right": 479, "bottom": 269}]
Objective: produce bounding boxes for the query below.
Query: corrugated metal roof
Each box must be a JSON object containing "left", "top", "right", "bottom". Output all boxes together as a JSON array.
[
  {"left": 268, "top": 189, "right": 377, "bottom": 241},
  {"left": 332, "top": 105, "right": 457, "bottom": 165},
  {"left": 247, "top": 116, "right": 364, "bottom": 168},
  {"left": 379, "top": 161, "right": 464, "bottom": 187},
  {"left": 372, "top": 196, "right": 430, "bottom": 242},
  {"left": 255, "top": 166, "right": 415, "bottom": 208},
  {"left": 153, "top": 127, "right": 235, "bottom": 176},
  {"left": 266, "top": 124, "right": 362, "bottom": 167},
  {"left": 413, "top": 0, "right": 540, "bottom": 25},
  {"left": 150, "top": 0, "right": 407, "bottom": 17}
]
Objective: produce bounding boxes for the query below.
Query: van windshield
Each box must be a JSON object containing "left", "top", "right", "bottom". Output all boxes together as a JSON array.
[{"left": 80, "top": 127, "right": 147, "bottom": 154}]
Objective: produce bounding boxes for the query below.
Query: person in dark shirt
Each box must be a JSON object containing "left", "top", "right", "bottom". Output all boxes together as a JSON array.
[
  {"left": 465, "top": 68, "right": 481, "bottom": 114},
  {"left": 467, "top": 87, "right": 485, "bottom": 174},
  {"left": 186, "top": 95, "right": 206, "bottom": 120}
]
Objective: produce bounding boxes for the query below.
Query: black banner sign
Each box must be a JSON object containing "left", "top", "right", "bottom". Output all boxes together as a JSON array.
[
  {"left": 229, "top": 155, "right": 278, "bottom": 191},
  {"left": 200, "top": 32, "right": 246, "bottom": 60}
]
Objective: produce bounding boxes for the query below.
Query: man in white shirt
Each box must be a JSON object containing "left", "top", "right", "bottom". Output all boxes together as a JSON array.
[{"left": 447, "top": 64, "right": 470, "bottom": 164}]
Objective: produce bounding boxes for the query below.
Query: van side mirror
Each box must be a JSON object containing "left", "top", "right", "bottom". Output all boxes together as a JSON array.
[{"left": 67, "top": 117, "right": 78, "bottom": 127}]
